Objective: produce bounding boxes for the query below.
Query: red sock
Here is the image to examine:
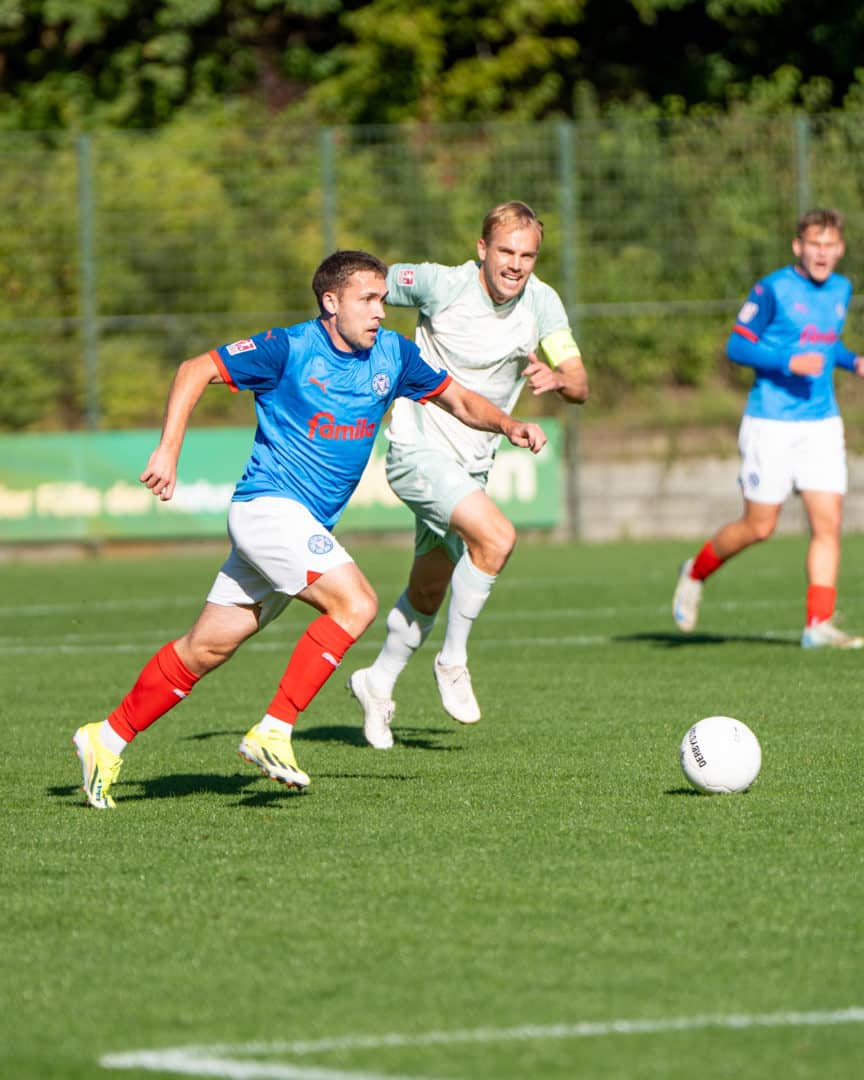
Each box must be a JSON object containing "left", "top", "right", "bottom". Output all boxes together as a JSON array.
[
  {"left": 806, "top": 585, "right": 836, "bottom": 627},
  {"left": 267, "top": 615, "right": 356, "bottom": 724},
  {"left": 691, "top": 541, "right": 724, "bottom": 581},
  {"left": 107, "top": 642, "right": 200, "bottom": 742}
]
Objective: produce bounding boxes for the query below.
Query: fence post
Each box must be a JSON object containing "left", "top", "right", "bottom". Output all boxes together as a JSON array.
[
  {"left": 320, "top": 127, "right": 338, "bottom": 257},
  {"left": 794, "top": 114, "right": 811, "bottom": 217},
  {"left": 556, "top": 120, "right": 581, "bottom": 540},
  {"left": 77, "top": 133, "right": 100, "bottom": 430}
]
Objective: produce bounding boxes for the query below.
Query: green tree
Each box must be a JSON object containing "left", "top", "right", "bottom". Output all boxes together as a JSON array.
[{"left": 7, "top": 1, "right": 864, "bottom": 130}]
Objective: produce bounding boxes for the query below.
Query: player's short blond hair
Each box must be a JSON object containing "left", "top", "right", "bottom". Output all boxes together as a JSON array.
[
  {"left": 481, "top": 201, "right": 544, "bottom": 244},
  {"left": 797, "top": 208, "right": 844, "bottom": 237}
]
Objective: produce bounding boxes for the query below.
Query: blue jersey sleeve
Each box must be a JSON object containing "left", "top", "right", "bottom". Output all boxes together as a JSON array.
[
  {"left": 727, "top": 282, "right": 792, "bottom": 374},
  {"left": 392, "top": 336, "right": 450, "bottom": 401},
  {"left": 215, "top": 328, "right": 290, "bottom": 392},
  {"left": 833, "top": 341, "right": 859, "bottom": 372}
]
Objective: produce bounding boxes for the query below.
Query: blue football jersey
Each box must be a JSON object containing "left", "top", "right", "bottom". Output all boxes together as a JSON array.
[
  {"left": 212, "top": 319, "right": 449, "bottom": 527},
  {"left": 728, "top": 265, "right": 857, "bottom": 421}
]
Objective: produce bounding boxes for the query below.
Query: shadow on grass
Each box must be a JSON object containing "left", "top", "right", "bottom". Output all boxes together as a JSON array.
[
  {"left": 301, "top": 722, "right": 465, "bottom": 752},
  {"left": 616, "top": 630, "right": 796, "bottom": 648},
  {"left": 392, "top": 725, "right": 468, "bottom": 752},
  {"left": 664, "top": 785, "right": 757, "bottom": 798},
  {"left": 183, "top": 723, "right": 463, "bottom": 752},
  {"left": 49, "top": 771, "right": 307, "bottom": 809}
]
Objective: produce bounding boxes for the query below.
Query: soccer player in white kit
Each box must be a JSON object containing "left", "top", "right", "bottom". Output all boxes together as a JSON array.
[
  {"left": 673, "top": 208, "right": 864, "bottom": 648},
  {"left": 348, "top": 202, "right": 588, "bottom": 749},
  {"left": 71, "top": 250, "right": 548, "bottom": 808}
]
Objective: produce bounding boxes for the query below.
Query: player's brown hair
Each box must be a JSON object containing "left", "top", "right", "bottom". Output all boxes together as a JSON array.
[
  {"left": 312, "top": 250, "right": 389, "bottom": 311},
  {"left": 481, "top": 201, "right": 544, "bottom": 244},
  {"left": 797, "top": 208, "right": 844, "bottom": 237}
]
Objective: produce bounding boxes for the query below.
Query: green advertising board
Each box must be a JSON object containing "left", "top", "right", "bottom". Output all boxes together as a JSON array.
[{"left": 0, "top": 423, "right": 562, "bottom": 543}]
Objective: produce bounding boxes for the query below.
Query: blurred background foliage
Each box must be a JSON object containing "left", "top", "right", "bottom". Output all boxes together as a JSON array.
[{"left": 5, "top": 2, "right": 864, "bottom": 450}]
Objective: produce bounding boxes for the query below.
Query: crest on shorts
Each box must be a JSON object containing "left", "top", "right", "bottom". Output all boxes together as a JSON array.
[
  {"left": 371, "top": 371, "right": 391, "bottom": 396},
  {"left": 748, "top": 472, "right": 760, "bottom": 489},
  {"left": 308, "top": 534, "right": 334, "bottom": 555}
]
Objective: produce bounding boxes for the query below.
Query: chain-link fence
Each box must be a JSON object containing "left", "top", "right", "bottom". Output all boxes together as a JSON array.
[{"left": 4, "top": 114, "right": 864, "bottom": 433}]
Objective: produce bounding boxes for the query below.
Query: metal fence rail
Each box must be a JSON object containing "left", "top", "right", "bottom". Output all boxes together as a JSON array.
[{"left": 3, "top": 115, "right": 864, "bottom": 433}]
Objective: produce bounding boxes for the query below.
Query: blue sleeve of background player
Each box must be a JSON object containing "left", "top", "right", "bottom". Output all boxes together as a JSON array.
[
  {"left": 833, "top": 342, "right": 859, "bottom": 372},
  {"left": 726, "top": 282, "right": 793, "bottom": 374}
]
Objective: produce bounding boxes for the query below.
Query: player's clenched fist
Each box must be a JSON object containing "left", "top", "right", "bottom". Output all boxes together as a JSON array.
[{"left": 140, "top": 448, "right": 178, "bottom": 501}]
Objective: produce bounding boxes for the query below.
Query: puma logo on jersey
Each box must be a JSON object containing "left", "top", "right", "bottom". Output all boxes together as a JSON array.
[{"left": 309, "top": 376, "right": 329, "bottom": 393}]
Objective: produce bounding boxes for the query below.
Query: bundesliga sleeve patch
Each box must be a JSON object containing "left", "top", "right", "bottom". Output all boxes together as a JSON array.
[
  {"left": 737, "top": 301, "right": 759, "bottom": 324},
  {"left": 397, "top": 269, "right": 415, "bottom": 286},
  {"left": 226, "top": 338, "right": 257, "bottom": 355}
]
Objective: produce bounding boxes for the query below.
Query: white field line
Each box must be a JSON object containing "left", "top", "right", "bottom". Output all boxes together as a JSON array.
[
  {"left": 103, "top": 1051, "right": 437, "bottom": 1080},
  {"left": 2, "top": 596, "right": 802, "bottom": 656},
  {"left": 101, "top": 1007, "right": 864, "bottom": 1078},
  {"left": 6, "top": 595, "right": 793, "bottom": 621},
  {"left": 0, "top": 629, "right": 801, "bottom": 658}
]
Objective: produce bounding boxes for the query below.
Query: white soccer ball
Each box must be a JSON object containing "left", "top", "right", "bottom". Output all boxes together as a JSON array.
[{"left": 679, "top": 715, "right": 762, "bottom": 794}]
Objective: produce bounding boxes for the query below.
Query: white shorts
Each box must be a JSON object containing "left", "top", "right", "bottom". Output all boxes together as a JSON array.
[
  {"left": 386, "top": 441, "right": 486, "bottom": 562},
  {"left": 738, "top": 415, "right": 847, "bottom": 504},
  {"left": 206, "top": 497, "right": 353, "bottom": 629}
]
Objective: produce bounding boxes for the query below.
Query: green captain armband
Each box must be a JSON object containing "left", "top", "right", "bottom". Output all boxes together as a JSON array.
[{"left": 540, "top": 328, "right": 581, "bottom": 369}]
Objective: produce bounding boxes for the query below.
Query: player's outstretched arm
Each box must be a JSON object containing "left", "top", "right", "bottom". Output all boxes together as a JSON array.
[
  {"left": 522, "top": 350, "right": 588, "bottom": 403},
  {"left": 433, "top": 381, "right": 547, "bottom": 454},
  {"left": 140, "top": 352, "right": 223, "bottom": 502}
]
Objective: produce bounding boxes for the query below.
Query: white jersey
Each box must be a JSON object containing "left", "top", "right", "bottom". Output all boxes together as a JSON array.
[{"left": 385, "top": 260, "right": 572, "bottom": 472}]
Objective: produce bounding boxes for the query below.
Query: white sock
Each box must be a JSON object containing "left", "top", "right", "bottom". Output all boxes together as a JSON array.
[
  {"left": 258, "top": 713, "right": 294, "bottom": 737},
  {"left": 438, "top": 553, "right": 496, "bottom": 668},
  {"left": 99, "top": 720, "right": 128, "bottom": 756},
  {"left": 368, "top": 591, "right": 436, "bottom": 697}
]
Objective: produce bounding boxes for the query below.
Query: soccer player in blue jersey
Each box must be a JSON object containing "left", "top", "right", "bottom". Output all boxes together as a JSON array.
[
  {"left": 347, "top": 201, "right": 588, "bottom": 749},
  {"left": 71, "top": 250, "right": 547, "bottom": 809},
  {"left": 673, "top": 208, "right": 864, "bottom": 648}
]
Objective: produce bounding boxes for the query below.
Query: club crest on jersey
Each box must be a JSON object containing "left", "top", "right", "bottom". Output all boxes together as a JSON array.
[
  {"left": 397, "top": 269, "right": 415, "bottom": 286},
  {"left": 226, "top": 338, "right": 256, "bottom": 355},
  {"left": 371, "top": 372, "right": 391, "bottom": 397},
  {"left": 307, "top": 411, "right": 376, "bottom": 440},
  {"left": 308, "top": 534, "right": 334, "bottom": 555},
  {"left": 737, "top": 301, "right": 758, "bottom": 324}
]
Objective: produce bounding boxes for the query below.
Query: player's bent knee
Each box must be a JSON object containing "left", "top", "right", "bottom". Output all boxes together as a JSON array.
[
  {"left": 411, "top": 581, "right": 448, "bottom": 614},
  {"left": 750, "top": 522, "right": 777, "bottom": 543},
  {"left": 339, "top": 591, "right": 378, "bottom": 637},
  {"left": 479, "top": 521, "right": 517, "bottom": 571}
]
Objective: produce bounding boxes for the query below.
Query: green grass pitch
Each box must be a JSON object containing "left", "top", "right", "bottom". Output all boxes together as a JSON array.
[{"left": 1, "top": 535, "right": 863, "bottom": 1079}]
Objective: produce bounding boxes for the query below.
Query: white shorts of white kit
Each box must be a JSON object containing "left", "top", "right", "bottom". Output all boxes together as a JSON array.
[
  {"left": 738, "top": 415, "right": 847, "bottom": 504},
  {"left": 206, "top": 497, "right": 353, "bottom": 630},
  {"left": 386, "top": 441, "right": 487, "bottom": 563}
]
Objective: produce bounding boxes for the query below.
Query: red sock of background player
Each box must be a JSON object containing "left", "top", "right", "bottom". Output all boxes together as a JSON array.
[
  {"left": 101, "top": 642, "right": 200, "bottom": 754},
  {"left": 806, "top": 585, "right": 835, "bottom": 628},
  {"left": 690, "top": 541, "right": 724, "bottom": 581},
  {"left": 263, "top": 615, "right": 355, "bottom": 729}
]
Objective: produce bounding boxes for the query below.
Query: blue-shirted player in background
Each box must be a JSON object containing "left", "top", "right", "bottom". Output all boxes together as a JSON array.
[
  {"left": 72, "top": 250, "right": 547, "bottom": 809},
  {"left": 673, "top": 208, "right": 864, "bottom": 648}
]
